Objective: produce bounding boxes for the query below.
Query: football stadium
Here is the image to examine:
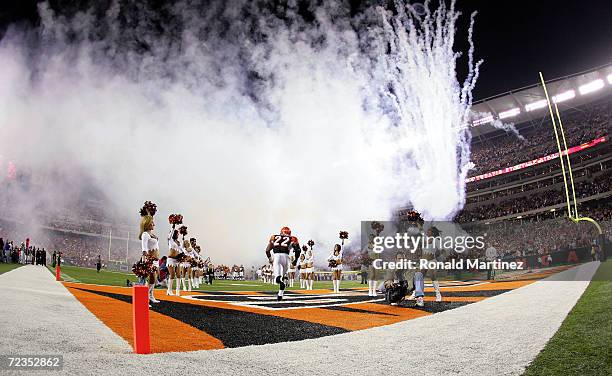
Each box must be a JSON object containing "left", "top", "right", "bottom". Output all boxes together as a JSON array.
[{"left": 0, "top": 1, "right": 610, "bottom": 375}]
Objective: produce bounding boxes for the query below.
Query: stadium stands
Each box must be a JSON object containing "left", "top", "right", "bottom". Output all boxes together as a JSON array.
[{"left": 469, "top": 101, "right": 610, "bottom": 176}]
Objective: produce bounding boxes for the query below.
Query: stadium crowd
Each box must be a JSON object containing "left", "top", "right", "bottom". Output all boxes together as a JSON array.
[
  {"left": 458, "top": 173, "right": 612, "bottom": 222},
  {"left": 482, "top": 215, "right": 611, "bottom": 260},
  {"left": 467, "top": 159, "right": 612, "bottom": 204},
  {"left": 469, "top": 101, "right": 611, "bottom": 176},
  {"left": 468, "top": 144, "right": 612, "bottom": 191}
]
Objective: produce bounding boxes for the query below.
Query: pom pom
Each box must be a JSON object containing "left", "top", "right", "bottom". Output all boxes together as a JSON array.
[
  {"left": 371, "top": 221, "right": 384, "bottom": 235},
  {"left": 328, "top": 260, "right": 338, "bottom": 268},
  {"left": 302, "top": 245, "right": 308, "bottom": 252},
  {"left": 168, "top": 214, "right": 184, "bottom": 225},
  {"left": 179, "top": 225, "right": 188, "bottom": 236},
  {"left": 339, "top": 231, "right": 349, "bottom": 240},
  {"left": 131, "top": 259, "right": 156, "bottom": 278},
  {"left": 139, "top": 201, "right": 157, "bottom": 217},
  {"left": 307, "top": 239, "right": 315, "bottom": 248}
]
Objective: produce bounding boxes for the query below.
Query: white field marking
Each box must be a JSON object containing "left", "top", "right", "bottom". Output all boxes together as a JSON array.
[
  {"left": 244, "top": 298, "right": 348, "bottom": 305},
  {"left": 59, "top": 266, "right": 131, "bottom": 276},
  {"left": 229, "top": 283, "right": 262, "bottom": 286},
  {"left": 180, "top": 292, "right": 385, "bottom": 310},
  {"left": 247, "top": 294, "right": 361, "bottom": 301},
  {"left": 59, "top": 273, "right": 79, "bottom": 283},
  {"left": 436, "top": 282, "right": 489, "bottom": 289},
  {"left": 230, "top": 298, "right": 387, "bottom": 311},
  {"left": 180, "top": 292, "right": 366, "bottom": 300}
]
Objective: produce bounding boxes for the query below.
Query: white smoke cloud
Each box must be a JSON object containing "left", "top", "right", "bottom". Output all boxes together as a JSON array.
[{"left": 0, "top": 0, "right": 479, "bottom": 266}]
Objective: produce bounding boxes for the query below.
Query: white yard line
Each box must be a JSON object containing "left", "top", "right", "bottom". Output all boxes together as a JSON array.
[{"left": 0, "top": 262, "right": 599, "bottom": 376}]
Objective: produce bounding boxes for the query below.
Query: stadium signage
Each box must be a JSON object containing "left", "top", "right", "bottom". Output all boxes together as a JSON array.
[{"left": 467, "top": 137, "right": 606, "bottom": 183}]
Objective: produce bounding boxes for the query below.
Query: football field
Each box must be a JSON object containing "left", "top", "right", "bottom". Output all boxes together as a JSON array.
[
  {"left": 0, "top": 261, "right": 600, "bottom": 375},
  {"left": 49, "top": 264, "right": 365, "bottom": 291},
  {"left": 45, "top": 263, "right": 579, "bottom": 354}
]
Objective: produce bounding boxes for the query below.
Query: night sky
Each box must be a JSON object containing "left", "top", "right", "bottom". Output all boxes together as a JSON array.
[
  {"left": 456, "top": 0, "right": 612, "bottom": 99},
  {"left": 1, "top": 0, "right": 610, "bottom": 100}
]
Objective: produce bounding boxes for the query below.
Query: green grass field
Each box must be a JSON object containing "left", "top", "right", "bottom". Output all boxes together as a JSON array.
[
  {"left": 0, "top": 263, "right": 23, "bottom": 275},
  {"left": 523, "top": 260, "right": 612, "bottom": 376},
  {"left": 49, "top": 265, "right": 365, "bottom": 291}
]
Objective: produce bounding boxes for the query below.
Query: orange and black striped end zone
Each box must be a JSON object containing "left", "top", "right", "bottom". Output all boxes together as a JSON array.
[{"left": 62, "top": 268, "right": 569, "bottom": 353}]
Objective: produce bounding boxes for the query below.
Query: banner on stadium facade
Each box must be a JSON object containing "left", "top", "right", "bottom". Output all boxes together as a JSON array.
[{"left": 467, "top": 137, "right": 606, "bottom": 183}]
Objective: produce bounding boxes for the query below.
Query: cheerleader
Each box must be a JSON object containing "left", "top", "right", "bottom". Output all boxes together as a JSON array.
[
  {"left": 327, "top": 244, "right": 343, "bottom": 293},
  {"left": 140, "top": 215, "right": 160, "bottom": 303},
  {"left": 304, "top": 248, "right": 315, "bottom": 290},
  {"left": 189, "top": 238, "right": 199, "bottom": 288},
  {"left": 194, "top": 246, "right": 206, "bottom": 288},
  {"left": 190, "top": 245, "right": 202, "bottom": 289},
  {"left": 298, "top": 253, "right": 307, "bottom": 288},
  {"left": 266, "top": 265, "right": 273, "bottom": 284},
  {"left": 166, "top": 228, "right": 181, "bottom": 296},
  {"left": 287, "top": 253, "right": 296, "bottom": 288},
  {"left": 180, "top": 240, "right": 194, "bottom": 291}
]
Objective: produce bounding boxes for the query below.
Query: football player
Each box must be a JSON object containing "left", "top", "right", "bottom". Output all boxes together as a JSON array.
[{"left": 265, "top": 226, "right": 301, "bottom": 300}]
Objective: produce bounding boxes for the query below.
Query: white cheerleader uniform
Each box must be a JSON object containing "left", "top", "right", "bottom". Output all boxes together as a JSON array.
[
  {"left": 167, "top": 231, "right": 180, "bottom": 267},
  {"left": 305, "top": 251, "right": 314, "bottom": 274},
  {"left": 141, "top": 231, "right": 159, "bottom": 269},
  {"left": 141, "top": 230, "right": 160, "bottom": 302},
  {"left": 327, "top": 250, "right": 343, "bottom": 271},
  {"left": 191, "top": 249, "right": 201, "bottom": 271},
  {"left": 180, "top": 245, "right": 191, "bottom": 269},
  {"left": 288, "top": 255, "right": 295, "bottom": 274}
]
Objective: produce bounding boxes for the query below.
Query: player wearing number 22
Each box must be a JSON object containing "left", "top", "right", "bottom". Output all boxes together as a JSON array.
[{"left": 265, "top": 226, "right": 302, "bottom": 300}]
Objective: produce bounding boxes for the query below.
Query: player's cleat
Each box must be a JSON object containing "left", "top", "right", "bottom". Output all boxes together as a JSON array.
[
  {"left": 407, "top": 291, "right": 415, "bottom": 300},
  {"left": 416, "top": 297, "right": 424, "bottom": 307},
  {"left": 435, "top": 292, "right": 442, "bottom": 302},
  {"left": 277, "top": 295, "right": 283, "bottom": 301}
]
